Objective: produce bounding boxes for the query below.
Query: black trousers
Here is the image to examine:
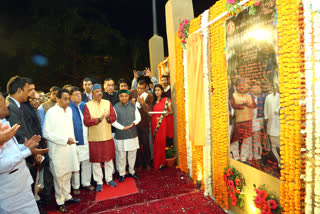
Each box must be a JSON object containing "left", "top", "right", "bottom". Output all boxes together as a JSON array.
[
  {"left": 41, "top": 154, "right": 53, "bottom": 202},
  {"left": 135, "top": 127, "right": 152, "bottom": 168}
]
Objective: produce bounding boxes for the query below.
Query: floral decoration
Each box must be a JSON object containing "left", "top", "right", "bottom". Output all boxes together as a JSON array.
[
  {"left": 174, "top": 32, "right": 188, "bottom": 174},
  {"left": 277, "top": 0, "right": 303, "bottom": 212},
  {"left": 226, "top": 0, "right": 242, "bottom": 15},
  {"left": 224, "top": 167, "right": 245, "bottom": 208},
  {"left": 253, "top": 185, "right": 282, "bottom": 214},
  {"left": 209, "top": 0, "right": 229, "bottom": 210},
  {"left": 178, "top": 19, "right": 190, "bottom": 49},
  {"left": 201, "top": 9, "right": 213, "bottom": 197}
]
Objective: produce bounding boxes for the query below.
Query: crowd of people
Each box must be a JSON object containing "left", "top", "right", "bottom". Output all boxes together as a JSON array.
[{"left": 0, "top": 68, "right": 173, "bottom": 214}]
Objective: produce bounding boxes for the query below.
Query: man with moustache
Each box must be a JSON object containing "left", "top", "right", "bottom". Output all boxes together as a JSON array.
[
  {"left": 43, "top": 89, "right": 80, "bottom": 213},
  {"left": 83, "top": 84, "right": 117, "bottom": 192},
  {"left": 0, "top": 92, "right": 49, "bottom": 214},
  {"left": 103, "top": 78, "right": 119, "bottom": 106}
]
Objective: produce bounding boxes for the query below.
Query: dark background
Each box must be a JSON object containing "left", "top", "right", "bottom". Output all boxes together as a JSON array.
[{"left": 0, "top": 0, "right": 216, "bottom": 92}]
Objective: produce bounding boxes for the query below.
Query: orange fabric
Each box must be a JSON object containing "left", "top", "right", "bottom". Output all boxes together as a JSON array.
[{"left": 186, "top": 32, "right": 205, "bottom": 146}]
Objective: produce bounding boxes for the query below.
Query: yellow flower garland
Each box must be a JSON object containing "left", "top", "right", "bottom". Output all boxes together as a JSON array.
[
  {"left": 175, "top": 32, "right": 188, "bottom": 174},
  {"left": 277, "top": 0, "right": 303, "bottom": 212},
  {"left": 188, "top": 14, "right": 205, "bottom": 189},
  {"left": 209, "top": 0, "right": 229, "bottom": 210}
]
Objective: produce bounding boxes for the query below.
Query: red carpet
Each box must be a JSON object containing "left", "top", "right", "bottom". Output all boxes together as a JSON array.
[
  {"left": 95, "top": 178, "right": 138, "bottom": 202},
  {"left": 45, "top": 168, "right": 226, "bottom": 214}
]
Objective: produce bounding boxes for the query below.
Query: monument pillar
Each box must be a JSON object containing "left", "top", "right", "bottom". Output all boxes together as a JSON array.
[
  {"left": 165, "top": 0, "right": 194, "bottom": 159},
  {"left": 149, "top": 36, "right": 164, "bottom": 79}
]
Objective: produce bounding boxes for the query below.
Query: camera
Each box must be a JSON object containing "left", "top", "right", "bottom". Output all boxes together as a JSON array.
[{"left": 138, "top": 70, "right": 146, "bottom": 76}]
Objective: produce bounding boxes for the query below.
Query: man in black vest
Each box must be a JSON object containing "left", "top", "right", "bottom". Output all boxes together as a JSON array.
[{"left": 112, "top": 90, "right": 141, "bottom": 183}]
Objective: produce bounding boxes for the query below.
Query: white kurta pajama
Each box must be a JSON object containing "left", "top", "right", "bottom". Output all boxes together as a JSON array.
[
  {"left": 112, "top": 106, "right": 141, "bottom": 176},
  {"left": 264, "top": 92, "right": 281, "bottom": 165},
  {"left": 43, "top": 105, "right": 79, "bottom": 205},
  {"left": 71, "top": 105, "right": 92, "bottom": 189}
]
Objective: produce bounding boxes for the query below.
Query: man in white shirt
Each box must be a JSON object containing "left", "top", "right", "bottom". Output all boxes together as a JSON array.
[
  {"left": 69, "top": 87, "right": 94, "bottom": 195},
  {"left": 43, "top": 89, "right": 80, "bottom": 213},
  {"left": 0, "top": 93, "right": 49, "bottom": 214},
  {"left": 264, "top": 84, "right": 281, "bottom": 167},
  {"left": 112, "top": 90, "right": 141, "bottom": 182}
]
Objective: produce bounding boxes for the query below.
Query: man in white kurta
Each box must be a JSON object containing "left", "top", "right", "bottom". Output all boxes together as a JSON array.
[
  {"left": 43, "top": 89, "right": 80, "bottom": 213},
  {"left": 112, "top": 90, "right": 141, "bottom": 183},
  {"left": 264, "top": 85, "right": 281, "bottom": 167}
]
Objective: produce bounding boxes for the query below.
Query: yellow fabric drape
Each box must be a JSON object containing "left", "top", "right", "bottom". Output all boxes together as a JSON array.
[{"left": 186, "top": 32, "right": 205, "bottom": 146}]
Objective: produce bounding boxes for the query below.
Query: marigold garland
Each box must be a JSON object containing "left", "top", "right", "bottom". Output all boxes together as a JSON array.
[
  {"left": 188, "top": 14, "right": 204, "bottom": 189},
  {"left": 209, "top": 0, "right": 229, "bottom": 210},
  {"left": 174, "top": 32, "right": 188, "bottom": 174},
  {"left": 277, "top": 0, "right": 303, "bottom": 212}
]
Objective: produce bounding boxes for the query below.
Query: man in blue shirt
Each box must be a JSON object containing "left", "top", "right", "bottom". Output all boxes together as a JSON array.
[{"left": 0, "top": 93, "right": 49, "bottom": 213}]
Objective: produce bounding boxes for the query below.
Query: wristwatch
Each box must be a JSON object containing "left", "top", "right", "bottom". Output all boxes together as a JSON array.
[{"left": 98, "top": 118, "right": 101, "bottom": 123}]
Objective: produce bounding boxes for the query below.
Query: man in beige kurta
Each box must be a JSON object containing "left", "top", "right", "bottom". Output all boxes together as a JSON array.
[{"left": 83, "top": 84, "right": 117, "bottom": 192}]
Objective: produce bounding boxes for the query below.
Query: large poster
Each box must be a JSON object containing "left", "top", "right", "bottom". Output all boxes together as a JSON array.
[{"left": 226, "top": 0, "right": 280, "bottom": 178}]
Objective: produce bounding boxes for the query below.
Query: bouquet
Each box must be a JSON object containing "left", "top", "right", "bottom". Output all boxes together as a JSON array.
[
  {"left": 224, "top": 166, "right": 246, "bottom": 208},
  {"left": 253, "top": 184, "right": 282, "bottom": 214}
]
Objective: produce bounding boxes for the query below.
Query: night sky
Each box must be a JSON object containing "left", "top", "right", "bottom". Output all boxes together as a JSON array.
[
  {"left": 92, "top": 0, "right": 217, "bottom": 54},
  {"left": 0, "top": 0, "right": 217, "bottom": 91}
]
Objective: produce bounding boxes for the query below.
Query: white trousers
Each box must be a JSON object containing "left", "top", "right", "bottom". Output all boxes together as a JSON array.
[
  {"left": 230, "top": 137, "right": 253, "bottom": 162},
  {"left": 53, "top": 172, "right": 73, "bottom": 205},
  {"left": 253, "top": 131, "right": 262, "bottom": 160},
  {"left": 92, "top": 160, "right": 114, "bottom": 184},
  {"left": 0, "top": 187, "right": 39, "bottom": 214},
  {"left": 71, "top": 159, "right": 92, "bottom": 189},
  {"left": 116, "top": 150, "right": 137, "bottom": 176},
  {"left": 270, "top": 135, "right": 281, "bottom": 165}
]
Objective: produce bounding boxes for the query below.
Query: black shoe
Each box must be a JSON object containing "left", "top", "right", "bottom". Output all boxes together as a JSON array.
[
  {"left": 158, "top": 165, "right": 166, "bottom": 172},
  {"left": 119, "top": 176, "right": 125, "bottom": 183},
  {"left": 65, "top": 197, "right": 81, "bottom": 205},
  {"left": 37, "top": 199, "right": 49, "bottom": 208},
  {"left": 130, "top": 173, "right": 140, "bottom": 179},
  {"left": 58, "top": 204, "right": 68, "bottom": 213}
]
